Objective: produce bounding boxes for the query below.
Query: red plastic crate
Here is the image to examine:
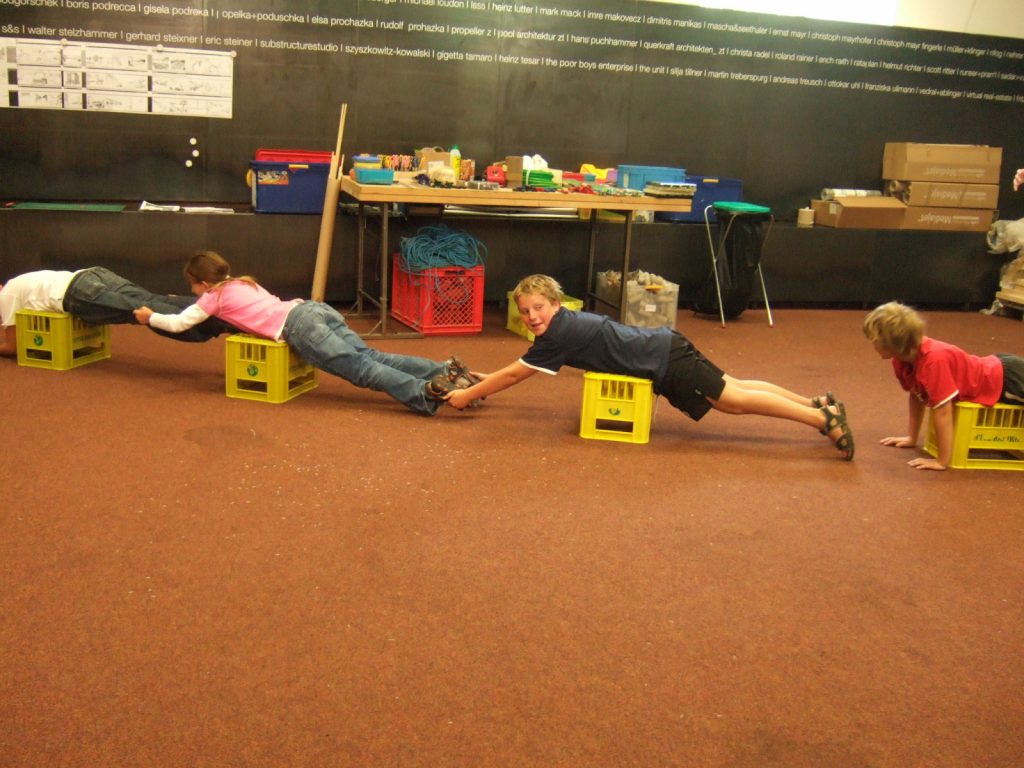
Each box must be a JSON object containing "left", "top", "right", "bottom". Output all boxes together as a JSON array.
[
  {"left": 254, "top": 148, "right": 332, "bottom": 163},
  {"left": 390, "top": 254, "right": 484, "bottom": 335}
]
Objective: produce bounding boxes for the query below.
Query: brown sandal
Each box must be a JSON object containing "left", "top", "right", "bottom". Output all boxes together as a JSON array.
[
  {"left": 820, "top": 405, "right": 854, "bottom": 461},
  {"left": 812, "top": 391, "right": 845, "bottom": 418}
]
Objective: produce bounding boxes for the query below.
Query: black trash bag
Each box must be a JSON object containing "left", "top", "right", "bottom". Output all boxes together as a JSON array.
[{"left": 694, "top": 215, "right": 764, "bottom": 319}]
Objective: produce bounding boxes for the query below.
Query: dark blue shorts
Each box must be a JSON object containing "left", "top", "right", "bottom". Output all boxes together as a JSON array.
[
  {"left": 998, "top": 354, "right": 1024, "bottom": 405},
  {"left": 656, "top": 332, "right": 726, "bottom": 421}
]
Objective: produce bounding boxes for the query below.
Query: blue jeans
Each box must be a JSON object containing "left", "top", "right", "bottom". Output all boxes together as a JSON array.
[
  {"left": 281, "top": 301, "right": 445, "bottom": 416},
  {"left": 63, "top": 267, "right": 231, "bottom": 343}
]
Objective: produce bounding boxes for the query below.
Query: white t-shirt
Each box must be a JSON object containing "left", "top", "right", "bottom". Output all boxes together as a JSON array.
[{"left": 0, "top": 270, "right": 79, "bottom": 326}]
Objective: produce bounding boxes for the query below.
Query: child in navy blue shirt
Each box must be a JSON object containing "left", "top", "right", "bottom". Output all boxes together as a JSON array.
[{"left": 446, "top": 274, "right": 854, "bottom": 460}]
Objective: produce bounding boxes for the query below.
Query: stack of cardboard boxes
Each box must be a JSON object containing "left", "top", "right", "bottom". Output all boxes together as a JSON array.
[
  {"left": 812, "top": 143, "right": 1002, "bottom": 231},
  {"left": 883, "top": 142, "right": 1001, "bottom": 232}
]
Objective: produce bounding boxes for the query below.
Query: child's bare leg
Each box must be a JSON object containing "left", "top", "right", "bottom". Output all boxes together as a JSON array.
[
  {"left": 713, "top": 379, "right": 821, "bottom": 426},
  {"left": 724, "top": 374, "right": 840, "bottom": 410},
  {"left": 711, "top": 380, "right": 853, "bottom": 458},
  {"left": 722, "top": 374, "right": 813, "bottom": 406}
]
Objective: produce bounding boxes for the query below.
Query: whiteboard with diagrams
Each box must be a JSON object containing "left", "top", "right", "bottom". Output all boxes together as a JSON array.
[{"left": 0, "top": 38, "right": 234, "bottom": 118}]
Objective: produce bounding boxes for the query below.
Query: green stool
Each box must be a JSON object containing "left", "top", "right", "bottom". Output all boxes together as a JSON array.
[{"left": 702, "top": 200, "right": 775, "bottom": 327}]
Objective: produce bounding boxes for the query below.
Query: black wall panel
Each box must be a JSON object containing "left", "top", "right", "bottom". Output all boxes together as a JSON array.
[
  {"left": 0, "top": 208, "right": 1004, "bottom": 310},
  {"left": 1, "top": 1, "right": 1022, "bottom": 219},
  {"left": 0, "top": 1, "right": 1021, "bottom": 311}
]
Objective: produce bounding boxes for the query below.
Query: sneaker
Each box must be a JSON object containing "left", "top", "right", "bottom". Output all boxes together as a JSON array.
[
  {"left": 426, "top": 356, "right": 483, "bottom": 407},
  {"left": 425, "top": 378, "right": 450, "bottom": 401},
  {"left": 444, "top": 355, "right": 482, "bottom": 389},
  {"left": 427, "top": 370, "right": 474, "bottom": 396}
]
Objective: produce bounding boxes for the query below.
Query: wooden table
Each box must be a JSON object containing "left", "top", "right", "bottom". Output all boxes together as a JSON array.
[{"left": 338, "top": 176, "right": 693, "bottom": 338}]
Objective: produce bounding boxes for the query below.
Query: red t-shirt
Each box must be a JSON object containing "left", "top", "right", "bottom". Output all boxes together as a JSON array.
[{"left": 892, "top": 336, "right": 1003, "bottom": 407}]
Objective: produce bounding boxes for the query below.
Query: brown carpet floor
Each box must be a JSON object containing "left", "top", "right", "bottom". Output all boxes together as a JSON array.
[{"left": 1, "top": 306, "right": 1022, "bottom": 767}]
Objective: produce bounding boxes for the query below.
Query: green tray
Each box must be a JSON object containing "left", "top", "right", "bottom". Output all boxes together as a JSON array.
[
  {"left": 14, "top": 202, "right": 126, "bottom": 212},
  {"left": 711, "top": 201, "right": 771, "bottom": 215}
]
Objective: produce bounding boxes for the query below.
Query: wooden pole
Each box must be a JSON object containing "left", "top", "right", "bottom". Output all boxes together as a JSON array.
[{"left": 311, "top": 104, "right": 347, "bottom": 301}]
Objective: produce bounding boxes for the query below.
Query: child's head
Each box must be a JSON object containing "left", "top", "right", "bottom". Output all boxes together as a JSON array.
[
  {"left": 512, "top": 274, "right": 563, "bottom": 337},
  {"left": 513, "top": 274, "right": 562, "bottom": 304},
  {"left": 185, "top": 250, "right": 230, "bottom": 292},
  {"left": 183, "top": 251, "right": 258, "bottom": 295},
  {"left": 863, "top": 301, "right": 924, "bottom": 360}
]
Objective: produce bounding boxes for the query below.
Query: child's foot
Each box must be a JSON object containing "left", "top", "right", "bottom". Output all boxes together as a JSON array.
[
  {"left": 440, "top": 356, "right": 484, "bottom": 406},
  {"left": 426, "top": 360, "right": 482, "bottom": 407},
  {"left": 819, "top": 404, "right": 854, "bottom": 460},
  {"left": 444, "top": 355, "right": 482, "bottom": 389},
  {"left": 425, "top": 378, "right": 450, "bottom": 401},
  {"left": 811, "top": 391, "right": 845, "bottom": 416}
]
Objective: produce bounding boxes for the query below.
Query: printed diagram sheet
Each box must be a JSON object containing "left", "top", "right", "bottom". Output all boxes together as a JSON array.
[{"left": 1, "top": 38, "right": 233, "bottom": 118}]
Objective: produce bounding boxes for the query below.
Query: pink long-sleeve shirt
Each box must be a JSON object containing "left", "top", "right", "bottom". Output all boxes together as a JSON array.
[{"left": 148, "top": 280, "right": 301, "bottom": 340}]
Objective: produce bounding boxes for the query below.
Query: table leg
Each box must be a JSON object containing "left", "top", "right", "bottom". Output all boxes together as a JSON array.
[
  {"left": 378, "top": 203, "right": 389, "bottom": 335},
  {"left": 761, "top": 215, "right": 775, "bottom": 327},
  {"left": 355, "top": 202, "right": 366, "bottom": 315},
  {"left": 620, "top": 210, "right": 634, "bottom": 319},
  {"left": 585, "top": 209, "right": 598, "bottom": 310},
  {"left": 347, "top": 202, "right": 420, "bottom": 338}
]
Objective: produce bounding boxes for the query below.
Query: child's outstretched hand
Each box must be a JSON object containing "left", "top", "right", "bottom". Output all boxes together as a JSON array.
[
  {"left": 446, "top": 389, "right": 474, "bottom": 410},
  {"left": 134, "top": 306, "right": 153, "bottom": 325},
  {"left": 446, "top": 371, "right": 488, "bottom": 410},
  {"left": 907, "top": 456, "right": 947, "bottom": 471},
  {"left": 879, "top": 435, "right": 916, "bottom": 449}
]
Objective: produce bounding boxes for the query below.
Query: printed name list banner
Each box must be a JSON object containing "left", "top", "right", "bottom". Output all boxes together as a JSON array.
[{"left": 1, "top": 0, "right": 1022, "bottom": 212}]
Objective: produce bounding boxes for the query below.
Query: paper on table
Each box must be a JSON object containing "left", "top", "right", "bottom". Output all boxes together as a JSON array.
[
  {"left": 139, "top": 201, "right": 235, "bottom": 214},
  {"left": 139, "top": 200, "right": 181, "bottom": 212},
  {"left": 182, "top": 206, "right": 235, "bottom": 214}
]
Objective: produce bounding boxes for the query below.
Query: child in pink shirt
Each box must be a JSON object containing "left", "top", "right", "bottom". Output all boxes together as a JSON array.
[{"left": 135, "top": 251, "right": 478, "bottom": 415}]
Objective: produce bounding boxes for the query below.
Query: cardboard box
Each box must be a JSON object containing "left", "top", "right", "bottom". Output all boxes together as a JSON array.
[
  {"left": 505, "top": 155, "right": 525, "bottom": 187},
  {"left": 903, "top": 206, "right": 996, "bottom": 232},
  {"left": 811, "top": 197, "right": 905, "bottom": 229},
  {"left": 415, "top": 147, "right": 451, "bottom": 171},
  {"left": 882, "top": 143, "right": 1002, "bottom": 184},
  {"left": 886, "top": 180, "right": 999, "bottom": 209}
]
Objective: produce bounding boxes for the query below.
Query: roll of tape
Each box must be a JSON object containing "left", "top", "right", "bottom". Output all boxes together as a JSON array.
[
  {"left": 821, "top": 188, "right": 882, "bottom": 201},
  {"left": 797, "top": 207, "right": 815, "bottom": 227}
]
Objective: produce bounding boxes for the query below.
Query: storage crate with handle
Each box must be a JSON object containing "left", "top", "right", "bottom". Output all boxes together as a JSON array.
[{"left": 249, "top": 148, "right": 333, "bottom": 213}]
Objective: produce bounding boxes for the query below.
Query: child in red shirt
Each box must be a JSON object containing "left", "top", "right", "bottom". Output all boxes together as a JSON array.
[{"left": 863, "top": 301, "right": 1024, "bottom": 470}]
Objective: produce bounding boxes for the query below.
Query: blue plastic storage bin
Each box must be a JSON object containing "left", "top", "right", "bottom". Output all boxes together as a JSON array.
[
  {"left": 355, "top": 167, "right": 394, "bottom": 185},
  {"left": 250, "top": 158, "right": 331, "bottom": 213},
  {"left": 656, "top": 175, "right": 743, "bottom": 222},
  {"left": 616, "top": 165, "right": 685, "bottom": 191}
]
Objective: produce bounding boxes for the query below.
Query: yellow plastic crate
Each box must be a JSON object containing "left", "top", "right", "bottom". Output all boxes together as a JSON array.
[
  {"left": 925, "top": 401, "right": 1024, "bottom": 471},
  {"left": 579, "top": 372, "right": 655, "bottom": 444},
  {"left": 225, "top": 334, "right": 318, "bottom": 404},
  {"left": 15, "top": 310, "right": 111, "bottom": 370},
  {"left": 506, "top": 292, "right": 584, "bottom": 341}
]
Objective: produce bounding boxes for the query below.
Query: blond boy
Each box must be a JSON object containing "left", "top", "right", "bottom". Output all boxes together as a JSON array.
[
  {"left": 863, "top": 301, "right": 1024, "bottom": 470},
  {"left": 447, "top": 274, "right": 854, "bottom": 460}
]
